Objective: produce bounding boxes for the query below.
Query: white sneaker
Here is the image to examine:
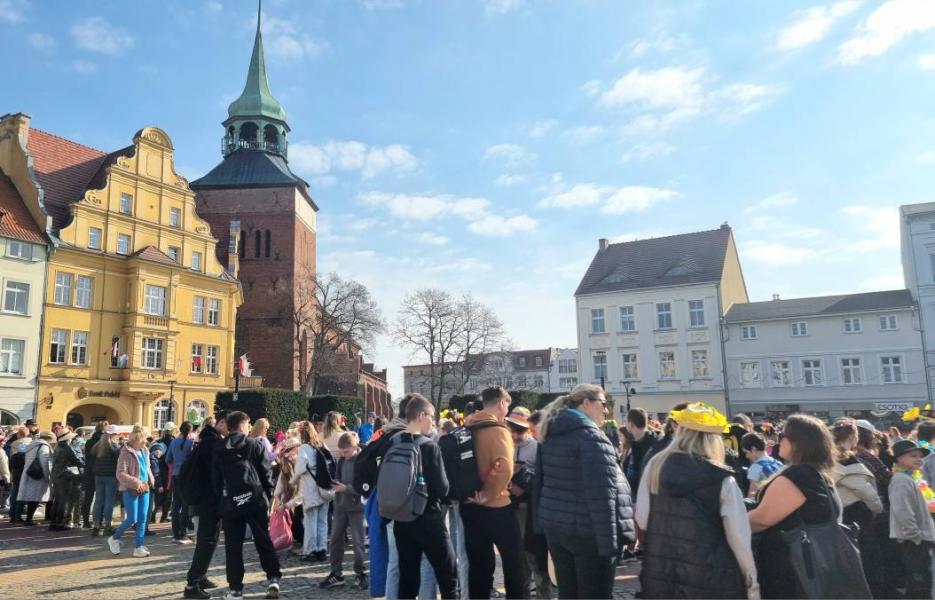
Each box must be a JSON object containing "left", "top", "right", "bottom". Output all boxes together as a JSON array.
[
  {"left": 223, "top": 590, "right": 243, "bottom": 600},
  {"left": 132, "top": 546, "right": 150, "bottom": 558},
  {"left": 107, "top": 537, "right": 121, "bottom": 555}
]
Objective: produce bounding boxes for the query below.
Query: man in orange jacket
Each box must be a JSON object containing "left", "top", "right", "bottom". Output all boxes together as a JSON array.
[{"left": 461, "top": 386, "right": 524, "bottom": 599}]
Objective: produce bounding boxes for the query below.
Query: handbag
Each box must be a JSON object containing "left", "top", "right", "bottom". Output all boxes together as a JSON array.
[
  {"left": 779, "top": 471, "right": 872, "bottom": 599},
  {"left": 25, "top": 452, "right": 44, "bottom": 480},
  {"left": 269, "top": 506, "right": 294, "bottom": 551}
]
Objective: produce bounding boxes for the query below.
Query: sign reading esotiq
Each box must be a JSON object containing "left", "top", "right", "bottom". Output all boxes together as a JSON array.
[{"left": 874, "top": 402, "right": 913, "bottom": 412}]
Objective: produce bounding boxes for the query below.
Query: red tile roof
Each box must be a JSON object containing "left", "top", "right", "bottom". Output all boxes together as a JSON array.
[
  {"left": 131, "top": 245, "right": 179, "bottom": 266},
  {"left": 0, "top": 171, "right": 46, "bottom": 244},
  {"left": 26, "top": 129, "right": 108, "bottom": 231}
]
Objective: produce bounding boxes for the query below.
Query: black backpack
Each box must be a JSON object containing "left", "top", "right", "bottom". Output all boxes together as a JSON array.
[
  {"left": 176, "top": 441, "right": 206, "bottom": 507},
  {"left": 439, "top": 422, "right": 505, "bottom": 502},
  {"left": 311, "top": 446, "right": 336, "bottom": 489},
  {"left": 353, "top": 430, "right": 399, "bottom": 498},
  {"left": 218, "top": 443, "right": 265, "bottom": 517},
  {"left": 10, "top": 451, "right": 25, "bottom": 477}
]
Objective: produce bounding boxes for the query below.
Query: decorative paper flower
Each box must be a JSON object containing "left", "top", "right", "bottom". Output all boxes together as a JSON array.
[
  {"left": 903, "top": 407, "right": 921, "bottom": 422},
  {"left": 670, "top": 402, "right": 730, "bottom": 434}
]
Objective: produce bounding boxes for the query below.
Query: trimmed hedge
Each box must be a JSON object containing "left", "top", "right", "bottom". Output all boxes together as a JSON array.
[
  {"left": 308, "top": 395, "right": 366, "bottom": 423},
  {"left": 216, "top": 388, "right": 308, "bottom": 435},
  {"left": 447, "top": 394, "right": 479, "bottom": 411},
  {"left": 535, "top": 393, "right": 564, "bottom": 409}
]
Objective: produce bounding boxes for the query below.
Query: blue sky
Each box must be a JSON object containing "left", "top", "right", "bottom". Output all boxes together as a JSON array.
[{"left": 3, "top": 0, "right": 935, "bottom": 395}]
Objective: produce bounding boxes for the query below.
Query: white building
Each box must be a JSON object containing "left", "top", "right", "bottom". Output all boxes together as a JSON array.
[
  {"left": 724, "top": 291, "right": 927, "bottom": 420},
  {"left": 574, "top": 225, "right": 749, "bottom": 418},
  {"left": 550, "top": 347, "right": 579, "bottom": 393},
  {"left": 900, "top": 202, "right": 935, "bottom": 401}
]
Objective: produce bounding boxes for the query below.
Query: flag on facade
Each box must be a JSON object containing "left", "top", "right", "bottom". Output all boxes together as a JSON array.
[
  {"left": 192, "top": 355, "right": 203, "bottom": 370},
  {"left": 117, "top": 353, "right": 128, "bottom": 368},
  {"left": 111, "top": 338, "right": 119, "bottom": 359},
  {"left": 238, "top": 354, "right": 252, "bottom": 377}
]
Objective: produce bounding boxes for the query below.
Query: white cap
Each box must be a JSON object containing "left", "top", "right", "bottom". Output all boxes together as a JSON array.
[{"left": 855, "top": 419, "right": 877, "bottom": 433}]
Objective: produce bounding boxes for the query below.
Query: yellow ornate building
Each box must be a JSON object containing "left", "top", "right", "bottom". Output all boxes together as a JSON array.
[{"left": 18, "top": 120, "right": 242, "bottom": 430}]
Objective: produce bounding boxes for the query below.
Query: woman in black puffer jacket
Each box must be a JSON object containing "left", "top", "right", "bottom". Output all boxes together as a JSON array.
[{"left": 535, "top": 384, "right": 635, "bottom": 599}]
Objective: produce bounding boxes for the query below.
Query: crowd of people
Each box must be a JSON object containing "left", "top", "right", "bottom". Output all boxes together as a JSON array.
[{"left": 2, "top": 387, "right": 935, "bottom": 599}]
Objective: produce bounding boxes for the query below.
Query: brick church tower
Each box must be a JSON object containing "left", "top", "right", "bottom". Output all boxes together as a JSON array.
[{"left": 192, "top": 1, "right": 316, "bottom": 390}]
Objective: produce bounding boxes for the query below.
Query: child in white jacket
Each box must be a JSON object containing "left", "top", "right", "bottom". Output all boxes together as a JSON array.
[{"left": 292, "top": 422, "right": 333, "bottom": 562}]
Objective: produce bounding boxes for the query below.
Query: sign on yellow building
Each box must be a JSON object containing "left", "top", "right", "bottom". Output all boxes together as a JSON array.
[{"left": 27, "top": 125, "right": 242, "bottom": 431}]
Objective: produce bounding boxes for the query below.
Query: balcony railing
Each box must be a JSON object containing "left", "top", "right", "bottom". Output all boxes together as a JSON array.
[
  {"left": 143, "top": 315, "right": 169, "bottom": 328},
  {"left": 238, "top": 375, "right": 263, "bottom": 389},
  {"left": 222, "top": 136, "right": 287, "bottom": 157}
]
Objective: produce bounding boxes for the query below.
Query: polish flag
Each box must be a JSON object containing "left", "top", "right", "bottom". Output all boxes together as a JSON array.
[{"left": 238, "top": 354, "right": 252, "bottom": 377}]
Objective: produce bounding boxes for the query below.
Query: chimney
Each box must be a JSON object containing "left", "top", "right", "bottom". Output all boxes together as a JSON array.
[
  {"left": 772, "top": 293, "right": 780, "bottom": 301},
  {"left": 598, "top": 238, "right": 609, "bottom": 251},
  {"left": 720, "top": 221, "right": 730, "bottom": 230}
]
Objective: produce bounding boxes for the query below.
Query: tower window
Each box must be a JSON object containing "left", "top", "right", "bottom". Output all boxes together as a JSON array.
[
  {"left": 265, "top": 230, "right": 271, "bottom": 257},
  {"left": 255, "top": 230, "right": 261, "bottom": 258},
  {"left": 240, "top": 122, "right": 258, "bottom": 142},
  {"left": 264, "top": 124, "right": 278, "bottom": 146},
  {"left": 239, "top": 230, "right": 246, "bottom": 260}
]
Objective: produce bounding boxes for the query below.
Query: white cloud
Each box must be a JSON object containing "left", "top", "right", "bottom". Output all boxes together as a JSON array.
[
  {"left": 71, "top": 59, "right": 96, "bottom": 74},
  {"left": 859, "top": 272, "right": 905, "bottom": 290},
  {"left": 580, "top": 80, "right": 603, "bottom": 98},
  {"left": 0, "top": 0, "right": 28, "bottom": 24},
  {"left": 621, "top": 33, "right": 678, "bottom": 60},
  {"left": 599, "top": 66, "right": 705, "bottom": 111},
  {"left": 483, "top": 0, "right": 523, "bottom": 15},
  {"left": 919, "top": 53, "right": 935, "bottom": 69},
  {"left": 743, "top": 241, "right": 820, "bottom": 266},
  {"left": 528, "top": 119, "right": 558, "bottom": 138},
  {"left": 539, "top": 183, "right": 678, "bottom": 214},
  {"left": 360, "top": 192, "right": 490, "bottom": 222},
  {"left": 610, "top": 229, "right": 677, "bottom": 243},
  {"left": 840, "top": 205, "right": 899, "bottom": 250},
  {"left": 257, "top": 16, "right": 329, "bottom": 61},
  {"left": 495, "top": 173, "right": 527, "bottom": 186},
  {"left": 71, "top": 17, "right": 134, "bottom": 55},
  {"left": 289, "top": 140, "right": 417, "bottom": 179},
  {"left": 743, "top": 191, "right": 800, "bottom": 214},
  {"left": 483, "top": 143, "right": 535, "bottom": 168},
  {"left": 560, "top": 125, "right": 604, "bottom": 143},
  {"left": 837, "top": 0, "right": 935, "bottom": 65},
  {"left": 27, "top": 32, "right": 54, "bottom": 50},
  {"left": 467, "top": 214, "right": 538, "bottom": 236},
  {"left": 416, "top": 232, "right": 450, "bottom": 246},
  {"left": 712, "top": 83, "right": 785, "bottom": 120},
  {"left": 776, "top": 1, "right": 863, "bottom": 51},
  {"left": 918, "top": 150, "right": 935, "bottom": 164},
  {"left": 620, "top": 142, "right": 675, "bottom": 163}
]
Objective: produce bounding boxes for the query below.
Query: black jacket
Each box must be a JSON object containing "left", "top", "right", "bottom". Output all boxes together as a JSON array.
[
  {"left": 624, "top": 429, "right": 658, "bottom": 492},
  {"left": 212, "top": 432, "right": 273, "bottom": 516},
  {"left": 51, "top": 442, "right": 84, "bottom": 480},
  {"left": 536, "top": 409, "right": 635, "bottom": 558},
  {"left": 190, "top": 424, "right": 224, "bottom": 510},
  {"left": 83, "top": 431, "right": 102, "bottom": 483},
  {"left": 639, "top": 453, "right": 746, "bottom": 599},
  {"left": 93, "top": 438, "right": 119, "bottom": 478}
]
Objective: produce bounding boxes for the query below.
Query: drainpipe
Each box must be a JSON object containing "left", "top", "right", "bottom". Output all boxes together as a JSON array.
[{"left": 716, "top": 283, "right": 732, "bottom": 417}]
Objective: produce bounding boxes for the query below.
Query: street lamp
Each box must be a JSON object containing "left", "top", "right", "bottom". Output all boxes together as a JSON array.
[{"left": 622, "top": 380, "right": 637, "bottom": 415}]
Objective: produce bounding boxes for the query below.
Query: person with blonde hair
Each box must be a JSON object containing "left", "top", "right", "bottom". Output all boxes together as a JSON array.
[
  {"left": 108, "top": 428, "right": 154, "bottom": 557},
  {"left": 250, "top": 418, "right": 276, "bottom": 463},
  {"left": 322, "top": 412, "right": 345, "bottom": 454},
  {"left": 537, "top": 384, "right": 635, "bottom": 599},
  {"left": 637, "top": 403, "right": 758, "bottom": 599},
  {"left": 293, "top": 421, "right": 334, "bottom": 562}
]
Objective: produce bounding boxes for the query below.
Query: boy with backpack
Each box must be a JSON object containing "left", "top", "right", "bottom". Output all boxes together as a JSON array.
[
  {"left": 379, "top": 394, "right": 457, "bottom": 599},
  {"left": 320, "top": 431, "right": 368, "bottom": 591},
  {"left": 741, "top": 432, "right": 782, "bottom": 498},
  {"left": 212, "top": 411, "right": 282, "bottom": 600}
]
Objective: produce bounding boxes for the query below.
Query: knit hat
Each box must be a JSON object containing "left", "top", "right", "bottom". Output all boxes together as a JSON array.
[
  {"left": 506, "top": 407, "right": 532, "bottom": 429},
  {"left": 670, "top": 403, "right": 729, "bottom": 434},
  {"left": 893, "top": 439, "right": 931, "bottom": 459},
  {"left": 149, "top": 442, "right": 166, "bottom": 455}
]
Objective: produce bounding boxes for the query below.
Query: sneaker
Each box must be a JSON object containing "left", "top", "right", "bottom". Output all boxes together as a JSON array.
[
  {"left": 90, "top": 527, "right": 100, "bottom": 537},
  {"left": 319, "top": 573, "right": 345, "bottom": 589},
  {"left": 178, "top": 538, "right": 193, "bottom": 545},
  {"left": 183, "top": 584, "right": 211, "bottom": 600},
  {"left": 315, "top": 550, "right": 328, "bottom": 562},
  {"left": 145, "top": 529, "right": 156, "bottom": 536},
  {"left": 354, "top": 575, "right": 368, "bottom": 590},
  {"left": 223, "top": 590, "right": 243, "bottom": 600},
  {"left": 107, "top": 537, "right": 121, "bottom": 555},
  {"left": 132, "top": 546, "right": 151, "bottom": 558},
  {"left": 200, "top": 578, "right": 218, "bottom": 590},
  {"left": 266, "top": 577, "right": 281, "bottom": 599}
]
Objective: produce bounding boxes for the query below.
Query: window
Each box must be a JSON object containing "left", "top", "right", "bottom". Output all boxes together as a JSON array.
[
  {"left": 193, "top": 296, "right": 205, "bottom": 324},
  {"left": 491, "top": 358, "right": 503, "bottom": 370},
  {"left": 518, "top": 356, "right": 526, "bottom": 367},
  {"left": 191, "top": 251, "right": 203, "bottom": 272},
  {"left": 740, "top": 362, "right": 761, "bottom": 387},
  {"left": 533, "top": 375, "right": 544, "bottom": 388},
  {"left": 770, "top": 360, "right": 792, "bottom": 387},
  {"left": 191, "top": 344, "right": 204, "bottom": 373},
  {"left": 205, "top": 346, "right": 221, "bottom": 375},
  {"left": 170, "top": 207, "right": 181, "bottom": 228},
  {"left": 153, "top": 398, "right": 175, "bottom": 431},
  {"left": 117, "top": 233, "right": 131, "bottom": 255},
  {"left": 50, "top": 329, "right": 67, "bottom": 364},
  {"left": 844, "top": 318, "right": 862, "bottom": 333},
  {"left": 208, "top": 299, "right": 220, "bottom": 326},
  {"left": 689, "top": 300, "right": 705, "bottom": 327},
  {"left": 145, "top": 285, "right": 167, "bottom": 316},
  {"left": 841, "top": 358, "right": 863, "bottom": 385},
  {"left": 71, "top": 331, "right": 88, "bottom": 365},
  {"left": 53, "top": 272, "right": 72, "bottom": 305},
  {"left": 119, "top": 193, "right": 132, "bottom": 214},
  {"left": 110, "top": 336, "right": 126, "bottom": 368},
  {"left": 535, "top": 356, "right": 543, "bottom": 368},
  {"left": 0, "top": 338, "right": 25, "bottom": 375},
  {"left": 6, "top": 240, "right": 32, "bottom": 260},
  {"left": 803, "top": 359, "right": 823, "bottom": 386},
  {"left": 265, "top": 230, "right": 271, "bottom": 258},
  {"left": 880, "top": 315, "right": 898, "bottom": 331},
  {"left": 187, "top": 400, "right": 208, "bottom": 422},
  {"left": 167, "top": 246, "right": 180, "bottom": 262},
  {"left": 559, "top": 377, "right": 578, "bottom": 388},
  {"left": 88, "top": 227, "right": 102, "bottom": 250},
  {"left": 881, "top": 356, "right": 903, "bottom": 384},
  {"left": 593, "top": 352, "right": 607, "bottom": 380},
  {"left": 558, "top": 359, "right": 577, "bottom": 373},
  {"left": 75, "top": 276, "right": 92, "bottom": 309},
  {"left": 791, "top": 322, "right": 808, "bottom": 337},
  {"left": 657, "top": 303, "right": 673, "bottom": 329},
  {"left": 142, "top": 338, "right": 164, "bottom": 369},
  {"left": 659, "top": 351, "right": 676, "bottom": 379},
  {"left": 741, "top": 325, "right": 758, "bottom": 340},
  {"left": 620, "top": 306, "right": 636, "bottom": 331},
  {"left": 622, "top": 354, "right": 639, "bottom": 379},
  {"left": 692, "top": 350, "right": 709, "bottom": 377},
  {"left": 591, "top": 309, "right": 605, "bottom": 333},
  {"left": 516, "top": 375, "right": 527, "bottom": 387},
  {"left": 255, "top": 230, "right": 261, "bottom": 258},
  {"left": 3, "top": 281, "right": 29, "bottom": 314}
]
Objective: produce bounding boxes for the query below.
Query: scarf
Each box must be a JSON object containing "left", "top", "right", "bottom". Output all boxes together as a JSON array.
[{"left": 894, "top": 466, "right": 935, "bottom": 513}]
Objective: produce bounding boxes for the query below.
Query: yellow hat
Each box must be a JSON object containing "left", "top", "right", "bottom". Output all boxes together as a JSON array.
[{"left": 670, "top": 402, "right": 729, "bottom": 434}]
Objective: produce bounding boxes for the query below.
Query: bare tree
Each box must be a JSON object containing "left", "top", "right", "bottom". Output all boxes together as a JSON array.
[
  {"left": 453, "top": 294, "right": 506, "bottom": 393},
  {"left": 292, "top": 269, "right": 385, "bottom": 396},
  {"left": 393, "top": 288, "right": 464, "bottom": 410}
]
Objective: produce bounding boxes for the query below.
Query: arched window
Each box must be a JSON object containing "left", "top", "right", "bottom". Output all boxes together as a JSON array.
[
  {"left": 263, "top": 124, "right": 278, "bottom": 146},
  {"left": 187, "top": 400, "right": 208, "bottom": 422},
  {"left": 154, "top": 398, "right": 176, "bottom": 431},
  {"left": 255, "top": 230, "right": 261, "bottom": 258},
  {"left": 240, "top": 122, "right": 258, "bottom": 142},
  {"left": 265, "top": 230, "right": 271, "bottom": 257},
  {"left": 0, "top": 410, "right": 19, "bottom": 426},
  {"left": 239, "top": 230, "right": 246, "bottom": 259}
]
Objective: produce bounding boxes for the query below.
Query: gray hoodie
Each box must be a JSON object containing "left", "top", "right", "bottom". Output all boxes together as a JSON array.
[{"left": 889, "top": 471, "right": 935, "bottom": 544}]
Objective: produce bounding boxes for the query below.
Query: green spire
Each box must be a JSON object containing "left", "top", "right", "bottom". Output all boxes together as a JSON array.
[{"left": 227, "top": 0, "right": 287, "bottom": 124}]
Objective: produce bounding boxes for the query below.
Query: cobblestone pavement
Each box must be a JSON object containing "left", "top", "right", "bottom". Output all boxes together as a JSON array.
[{"left": 0, "top": 518, "right": 640, "bottom": 599}]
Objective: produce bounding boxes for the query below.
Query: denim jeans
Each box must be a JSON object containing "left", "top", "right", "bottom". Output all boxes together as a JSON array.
[
  {"left": 386, "top": 520, "right": 439, "bottom": 599},
  {"left": 92, "top": 476, "right": 117, "bottom": 526},
  {"left": 303, "top": 503, "right": 329, "bottom": 554},
  {"left": 113, "top": 491, "right": 149, "bottom": 548}
]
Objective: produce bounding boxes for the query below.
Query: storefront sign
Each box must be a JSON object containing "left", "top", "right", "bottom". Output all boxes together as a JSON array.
[{"left": 874, "top": 402, "right": 913, "bottom": 412}]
